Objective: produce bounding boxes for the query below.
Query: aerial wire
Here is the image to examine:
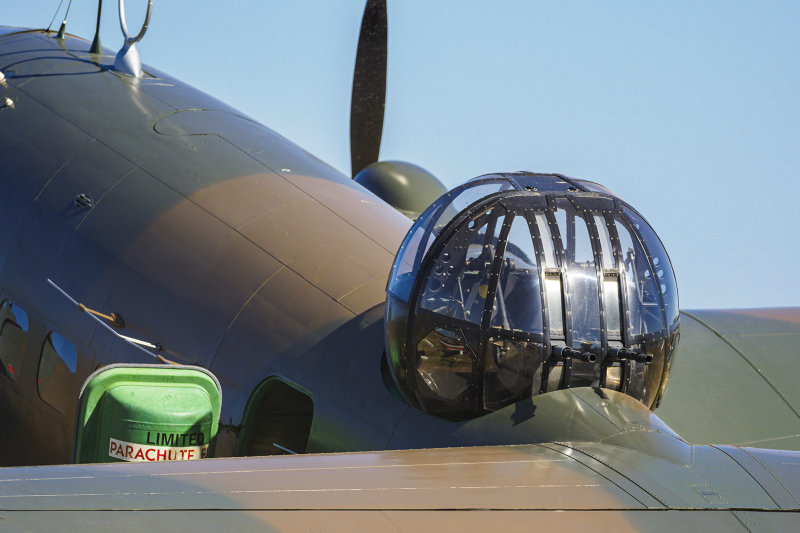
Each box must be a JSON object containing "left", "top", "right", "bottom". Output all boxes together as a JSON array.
[
  {"left": 56, "top": 0, "right": 75, "bottom": 39},
  {"left": 47, "top": 278, "right": 181, "bottom": 366},
  {"left": 46, "top": 0, "right": 66, "bottom": 32}
]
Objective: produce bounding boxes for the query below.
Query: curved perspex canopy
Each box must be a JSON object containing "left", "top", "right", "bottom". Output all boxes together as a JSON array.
[{"left": 385, "top": 173, "right": 679, "bottom": 419}]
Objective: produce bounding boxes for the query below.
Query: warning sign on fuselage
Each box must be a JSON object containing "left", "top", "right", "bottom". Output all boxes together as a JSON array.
[{"left": 108, "top": 437, "right": 208, "bottom": 462}]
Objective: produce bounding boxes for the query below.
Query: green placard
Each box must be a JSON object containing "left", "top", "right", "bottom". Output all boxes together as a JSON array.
[{"left": 74, "top": 364, "right": 222, "bottom": 464}]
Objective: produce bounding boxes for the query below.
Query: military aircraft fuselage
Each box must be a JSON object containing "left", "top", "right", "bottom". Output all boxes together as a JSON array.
[
  {"left": 0, "top": 28, "right": 601, "bottom": 464},
  {"left": 0, "top": 27, "right": 700, "bottom": 468},
  {"left": 0, "top": 28, "right": 425, "bottom": 465},
  {"left": 5, "top": 13, "right": 800, "bottom": 530},
  {"left": 13, "top": 26, "right": 796, "bottom": 470}
]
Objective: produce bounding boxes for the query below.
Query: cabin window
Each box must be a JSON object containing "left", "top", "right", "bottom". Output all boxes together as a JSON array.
[
  {"left": 0, "top": 300, "right": 29, "bottom": 381},
  {"left": 37, "top": 332, "right": 79, "bottom": 412},
  {"left": 237, "top": 377, "right": 314, "bottom": 457}
]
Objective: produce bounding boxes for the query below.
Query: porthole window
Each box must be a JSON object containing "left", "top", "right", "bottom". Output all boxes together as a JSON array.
[
  {"left": 0, "top": 300, "right": 29, "bottom": 381},
  {"left": 38, "top": 331, "right": 79, "bottom": 412}
]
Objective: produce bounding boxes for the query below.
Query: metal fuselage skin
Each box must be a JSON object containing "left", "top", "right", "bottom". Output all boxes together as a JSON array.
[
  {"left": 1, "top": 29, "right": 702, "bottom": 467},
  {"left": 0, "top": 29, "right": 420, "bottom": 465},
  {"left": 4, "top": 29, "right": 800, "bottom": 471},
  {"left": 6, "top": 29, "right": 648, "bottom": 466},
  {"left": 6, "top": 30, "right": 800, "bottom": 530}
]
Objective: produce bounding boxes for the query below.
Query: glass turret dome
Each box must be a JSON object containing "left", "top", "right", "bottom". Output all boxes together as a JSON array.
[{"left": 385, "top": 173, "right": 679, "bottom": 419}]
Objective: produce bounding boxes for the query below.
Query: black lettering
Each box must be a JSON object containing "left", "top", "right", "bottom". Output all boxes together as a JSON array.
[{"left": 147, "top": 432, "right": 206, "bottom": 448}]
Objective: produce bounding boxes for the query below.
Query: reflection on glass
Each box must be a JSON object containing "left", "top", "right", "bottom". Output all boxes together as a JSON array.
[
  {"left": 604, "top": 364, "right": 623, "bottom": 390},
  {"left": 555, "top": 208, "right": 568, "bottom": 253},
  {"left": 385, "top": 173, "right": 680, "bottom": 418},
  {"left": 483, "top": 337, "right": 543, "bottom": 411},
  {"left": 385, "top": 296, "right": 410, "bottom": 385},
  {"left": 546, "top": 362, "right": 563, "bottom": 391},
  {"left": 535, "top": 213, "right": 556, "bottom": 265},
  {"left": 535, "top": 212, "right": 565, "bottom": 338},
  {"left": 572, "top": 179, "right": 616, "bottom": 195},
  {"left": 11, "top": 304, "right": 28, "bottom": 332},
  {"left": 545, "top": 276, "right": 564, "bottom": 337},
  {"left": 594, "top": 214, "right": 615, "bottom": 269},
  {"left": 416, "top": 327, "right": 475, "bottom": 405},
  {"left": 509, "top": 175, "right": 578, "bottom": 192},
  {"left": 570, "top": 360, "right": 601, "bottom": 388},
  {"left": 38, "top": 331, "right": 78, "bottom": 412},
  {"left": 615, "top": 216, "right": 664, "bottom": 335},
  {"left": 624, "top": 337, "right": 667, "bottom": 407},
  {"left": 623, "top": 207, "right": 679, "bottom": 327},
  {"left": 432, "top": 181, "right": 513, "bottom": 235},
  {"left": 421, "top": 208, "right": 505, "bottom": 324},
  {"left": 555, "top": 201, "right": 601, "bottom": 347},
  {"left": 491, "top": 215, "right": 543, "bottom": 332},
  {"left": 604, "top": 278, "right": 622, "bottom": 339},
  {"left": 571, "top": 214, "right": 594, "bottom": 264},
  {"left": 389, "top": 212, "right": 436, "bottom": 302},
  {"left": 388, "top": 181, "right": 512, "bottom": 303}
]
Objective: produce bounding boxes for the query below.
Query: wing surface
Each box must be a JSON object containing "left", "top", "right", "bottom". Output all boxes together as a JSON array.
[
  {"left": 657, "top": 308, "right": 800, "bottom": 449},
  {"left": 1, "top": 441, "right": 799, "bottom": 532}
]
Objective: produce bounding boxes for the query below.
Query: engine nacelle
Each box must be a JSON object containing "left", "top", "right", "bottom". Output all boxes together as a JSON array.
[
  {"left": 385, "top": 173, "right": 679, "bottom": 420},
  {"left": 355, "top": 161, "right": 447, "bottom": 219}
]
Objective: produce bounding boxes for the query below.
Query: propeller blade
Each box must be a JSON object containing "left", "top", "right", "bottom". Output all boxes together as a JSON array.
[{"left": 350, "top": 0, "right": 387, "bottom": 177}]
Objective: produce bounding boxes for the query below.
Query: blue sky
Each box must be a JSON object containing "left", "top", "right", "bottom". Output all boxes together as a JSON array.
[{"left": 8, "top": 1, "right": 800, "bottom": 309}]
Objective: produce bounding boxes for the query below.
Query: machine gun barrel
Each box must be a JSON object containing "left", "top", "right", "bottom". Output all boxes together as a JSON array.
[
  {"left": 607, "top": 347, "right": 653, "bottom": 364},
  {"left": 553, "top": 346, "right": 598, "bottom": 363}
]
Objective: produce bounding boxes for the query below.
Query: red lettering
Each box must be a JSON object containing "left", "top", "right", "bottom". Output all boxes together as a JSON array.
[
  {"left": 107, "top": 440, "right": 209, "bottom": 462},
  {"left": 110, "top": 440, "right": 126, "bottom": 458}
]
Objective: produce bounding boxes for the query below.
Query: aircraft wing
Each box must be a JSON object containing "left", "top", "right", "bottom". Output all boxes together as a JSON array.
[
  {"left": 657, "top": 308, "right": 800, "bottom": 450},
  {"left": 1, "top": 441, "right": 799, "bottom": 532}
]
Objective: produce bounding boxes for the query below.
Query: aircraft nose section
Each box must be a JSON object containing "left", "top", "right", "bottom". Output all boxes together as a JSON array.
[{"left": 384, "top": 173, "right": 679, "bottom": 420}]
